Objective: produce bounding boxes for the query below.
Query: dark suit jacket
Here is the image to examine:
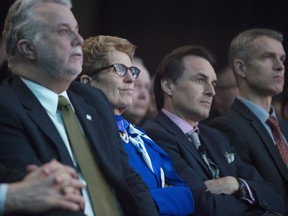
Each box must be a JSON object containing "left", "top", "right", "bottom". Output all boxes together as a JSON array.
[
  {"left": 210, "top": 98, "right": 288, "bottom": 211},
  {"left": 0, "top": 163, "right": 24, "bottom": 182},
  {"left": 143, "top": 111, "right": 285, "bottom": 216},
  {"left": 0, "top": 76, "right": 158, "bottom": 216}
]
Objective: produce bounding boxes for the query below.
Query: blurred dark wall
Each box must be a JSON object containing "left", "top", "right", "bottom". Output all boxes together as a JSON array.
[{"left": 1, "top": 0, "right": 288, "bottom": 77}]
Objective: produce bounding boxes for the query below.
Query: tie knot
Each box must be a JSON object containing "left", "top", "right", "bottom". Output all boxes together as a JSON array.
[
  {"left": 186, "top": 130, "right": 201, "bottom": 149},
  {"left": 266, "top": 115, "right": 278, "bottom": 128},
  {"left": 58, "top": 96, "right": 70, "bottom": 110}
]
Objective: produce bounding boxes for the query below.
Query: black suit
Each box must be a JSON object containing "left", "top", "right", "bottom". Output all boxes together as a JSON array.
[
  {"left": 0, "top": 76, "right": 158, "bottom": 216},
  {"left": 0, "top": 163, "right": 24, "bottom": 183},
  {"left": 210, "top": 98, "right": 288, "bottom": 211},
  {"left": 143, "top": 111, "right": 285, "bottom": 216}
]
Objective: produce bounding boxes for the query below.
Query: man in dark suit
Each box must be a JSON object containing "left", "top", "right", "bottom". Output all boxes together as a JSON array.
[
  {"left": 143, "top": 45, "right": 286, "bottom": 215},
  {"left": 210, "top": 29, "right": 288, "bottom": 210},
  {"left": 0, "top": 160, "right": 86, "bottom": 215},
  {"left": 0, "top": 0, "right": 158, "bottom": 215}
]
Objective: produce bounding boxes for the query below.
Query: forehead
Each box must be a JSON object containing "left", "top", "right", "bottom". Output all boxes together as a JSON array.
[
  {"left": 108, "top": 50, "right": 132, "bottom": 64},
  {"left": 252, "top": 36, "right": 285, "bottom": 55},
  {"left": 182, "top": 55, "right": 216, "bottom": 79},
  {"left": 34, "top": 2, "right": 77, "bottom": 28}
]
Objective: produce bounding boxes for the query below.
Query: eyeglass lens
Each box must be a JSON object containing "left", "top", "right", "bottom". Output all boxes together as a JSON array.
[{"left": 113, "top": 64, "right": 140, "bottom": 79}]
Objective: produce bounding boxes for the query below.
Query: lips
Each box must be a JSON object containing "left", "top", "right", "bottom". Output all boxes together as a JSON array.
[
  {"left": 71, "top": 52, "right": 83, "bottom": 58},
  {"left": 120, "top": 89, "right": 133, "bottom": 96},
  {"left": 200, "top": 100, "right": 212, "bottom": 106}
]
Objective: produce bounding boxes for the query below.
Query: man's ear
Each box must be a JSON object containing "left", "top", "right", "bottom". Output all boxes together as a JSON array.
[
  {"left": 80, "top": 75, "right": 92, "bottom": 84},
  {"left": 161, "top": 78, "right": 174, "bottom": 96},
  {"left": 17, "top": 39, "right": 36, "bottom": 60},
  {"left": 234, "top": 59, "right": 247, "bottom": 78}
]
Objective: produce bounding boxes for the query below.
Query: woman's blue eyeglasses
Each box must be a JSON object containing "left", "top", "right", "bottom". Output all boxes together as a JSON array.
[{"left": 93, "top": 63, "right": 141, "bottom": 79}]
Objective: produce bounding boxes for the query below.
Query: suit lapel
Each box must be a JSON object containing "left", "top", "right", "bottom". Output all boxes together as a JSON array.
[
  {"left": 198, "top": 128, "right": 235, "bottom": 177},
  {"left": 156, "top": 111, "right": 212, "bottom": 177},
  {"left": 68, "top": 91, "right": 117, "bottom": 167},
  {"left": 11, "top": 77, "right": 73, "bottom": 165},
  {"left": 233, "top": 99, "right": 288, "bottom": 179}
]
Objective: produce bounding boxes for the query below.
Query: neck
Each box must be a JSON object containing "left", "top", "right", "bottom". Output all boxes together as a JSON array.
[{"left": 238, "top": 89, "right": 272, "bottom": 112}]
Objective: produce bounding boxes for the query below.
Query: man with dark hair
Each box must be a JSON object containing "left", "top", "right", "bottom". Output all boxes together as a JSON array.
[{"left": 143, "top": 45, "right": 285, "bottom": 215}]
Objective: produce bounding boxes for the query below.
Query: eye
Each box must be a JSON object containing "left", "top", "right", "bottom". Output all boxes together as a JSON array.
[
  {"left": 59, "top": 28, "right": 69, "bottom": 35},
  {"left": 195, "top": 78, "right": 204, "bottom": 84}
]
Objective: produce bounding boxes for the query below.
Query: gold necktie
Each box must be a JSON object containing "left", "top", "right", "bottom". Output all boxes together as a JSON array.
[{"left": 58, "top": 96, "right": 121, "bottom": 215}]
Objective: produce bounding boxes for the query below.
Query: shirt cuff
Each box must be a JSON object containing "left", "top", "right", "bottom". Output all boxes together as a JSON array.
[
  {"left": 237, "top": 178, "right": 255, "bottom": 204},
  {"left": 0, "top": 184, "right": 8, "bottom": 215}
]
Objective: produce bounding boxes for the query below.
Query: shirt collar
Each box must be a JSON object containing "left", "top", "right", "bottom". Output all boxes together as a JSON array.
[
  {"left": 21, "top": 78, "right": 69, "bottom": 116},
  {"left": 237, "top": 96, "right": 276, "bottom": 123},
  {"left": 162, "top": 108, "right": 198, "bottom": 134}
]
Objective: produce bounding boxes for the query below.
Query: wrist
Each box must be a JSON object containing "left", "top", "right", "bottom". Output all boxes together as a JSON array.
[{"left": 234, "top": 178, "right": 248, "bottom": 198}]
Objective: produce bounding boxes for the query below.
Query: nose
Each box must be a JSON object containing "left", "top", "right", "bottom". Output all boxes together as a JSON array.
[
  {"left": 204, "top": 83, "right": 216, "bottom": 97},
  {"left": 72, "top": 31, "right": 84, "bottom": 47},
  {"left": 274, "top": 57, "right": 285, "bottom": 71},
  {"left": 124, "top": 69, "right": 135, "bottom": 84}
]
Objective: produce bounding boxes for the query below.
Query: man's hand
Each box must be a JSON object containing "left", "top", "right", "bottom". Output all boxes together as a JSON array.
[
  {"left": 5, "top": 159, "right": 85, "bottom": 214},
  {"left": 204, "top": 176, "right": 239, "bottom": 195}
]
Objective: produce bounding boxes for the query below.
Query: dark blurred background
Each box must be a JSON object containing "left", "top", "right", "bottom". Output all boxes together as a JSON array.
[{"left": 1, "top": 0, "right": 288, "bottom": 74}]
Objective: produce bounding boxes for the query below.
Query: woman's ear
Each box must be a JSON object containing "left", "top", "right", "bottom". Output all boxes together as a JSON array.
[
  {"left": 17, "top": 39, "right": 36, "bottom": 60},
  {"left": 161, "top": 78, "right": 174, "bottom": 96},
  {"left": 234, "top": 59, "right": 247, "bottom": 78},
  {"left": 80, "top": 75, "right": 92, "bottom": 84}
]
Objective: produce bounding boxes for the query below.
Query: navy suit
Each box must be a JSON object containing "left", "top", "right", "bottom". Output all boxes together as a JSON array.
[
  {"left": 0, "top": 76, "right": 158, "bottom": 216},
  {"left": 143, "top": 111, "right": 285, "bottom": 216},
  {"left": 210, "top": 98, "right": 288, "bottom": 212}
]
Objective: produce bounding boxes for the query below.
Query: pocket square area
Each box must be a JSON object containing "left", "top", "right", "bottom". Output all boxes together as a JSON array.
[{"left": 224, "top": 152, "right": 234, "bottom": 164}]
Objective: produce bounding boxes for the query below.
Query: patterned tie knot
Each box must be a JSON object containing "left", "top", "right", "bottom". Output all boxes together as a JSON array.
[
  {"left": 58, "top": 96, "right": 70, "bottom": 110},
  {"left": 266, "top": 115, "right": 278, "bottom": 130}
]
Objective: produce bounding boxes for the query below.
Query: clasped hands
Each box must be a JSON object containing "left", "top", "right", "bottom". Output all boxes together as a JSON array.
[{"left": 6, "top": 159, "right": 85, "bottom": 214}]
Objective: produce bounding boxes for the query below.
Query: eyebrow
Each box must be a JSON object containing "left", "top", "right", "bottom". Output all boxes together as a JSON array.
[
  {"left": 57, "top": 23, "right": 79, "bottom": 31},
  {"left": 195, "top": 72, "right": 217, "bottom": 82}
]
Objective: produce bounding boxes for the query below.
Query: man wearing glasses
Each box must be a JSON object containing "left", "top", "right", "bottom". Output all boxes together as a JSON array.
[{"left": 0, "top": 0, "right": 158, "bottom": 215}]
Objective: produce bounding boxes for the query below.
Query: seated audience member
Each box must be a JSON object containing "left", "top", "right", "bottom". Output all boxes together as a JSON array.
[
  {"left": 281, "top": 92, "right": 288, "bottom": 120},
  {"left": 79, "top": 35, "right": 194, "bottom": 216},
  {"left": 202, "top": 65, "right": 238, "bottom": 124},
  {"left": 0, "top": 0, "right": 158, "bottom": 215},
  {"left": 0, "top": 39, "right": 6, "bottom": 65},
  {"left": 0, "top": 160, "right": 85, "bottom": 216},
  {"left": 0, "top": 60, "right": 12, "bottom": 84},
  {"left": 210, "top": 29, "right": 288, "bottom": 212},
  {"left": 123, "top": 57, "right": 152, "bottom": 126},
  {"left": 142, "top": 45, "right": 286, "bottom": 216}
]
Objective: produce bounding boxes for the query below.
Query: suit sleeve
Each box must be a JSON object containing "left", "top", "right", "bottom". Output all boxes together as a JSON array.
[
  {"left": 145, "top": 125, "right": 252, "bottom": 216},
  {"left": 0, "top": 102, "right": 44, "bottom": 172},
  {"left": 145, "top": 123, "right": 286, "bottom": 215}
]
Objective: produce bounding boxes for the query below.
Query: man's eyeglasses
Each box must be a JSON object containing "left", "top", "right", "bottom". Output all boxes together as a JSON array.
[{"left": 93, "top": 63, "right": 141, "bottom": 79}]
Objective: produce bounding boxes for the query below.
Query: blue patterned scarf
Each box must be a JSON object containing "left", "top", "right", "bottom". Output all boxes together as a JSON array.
[{"left": 115, "top": 115, "right": 186, "bottom": 187}]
